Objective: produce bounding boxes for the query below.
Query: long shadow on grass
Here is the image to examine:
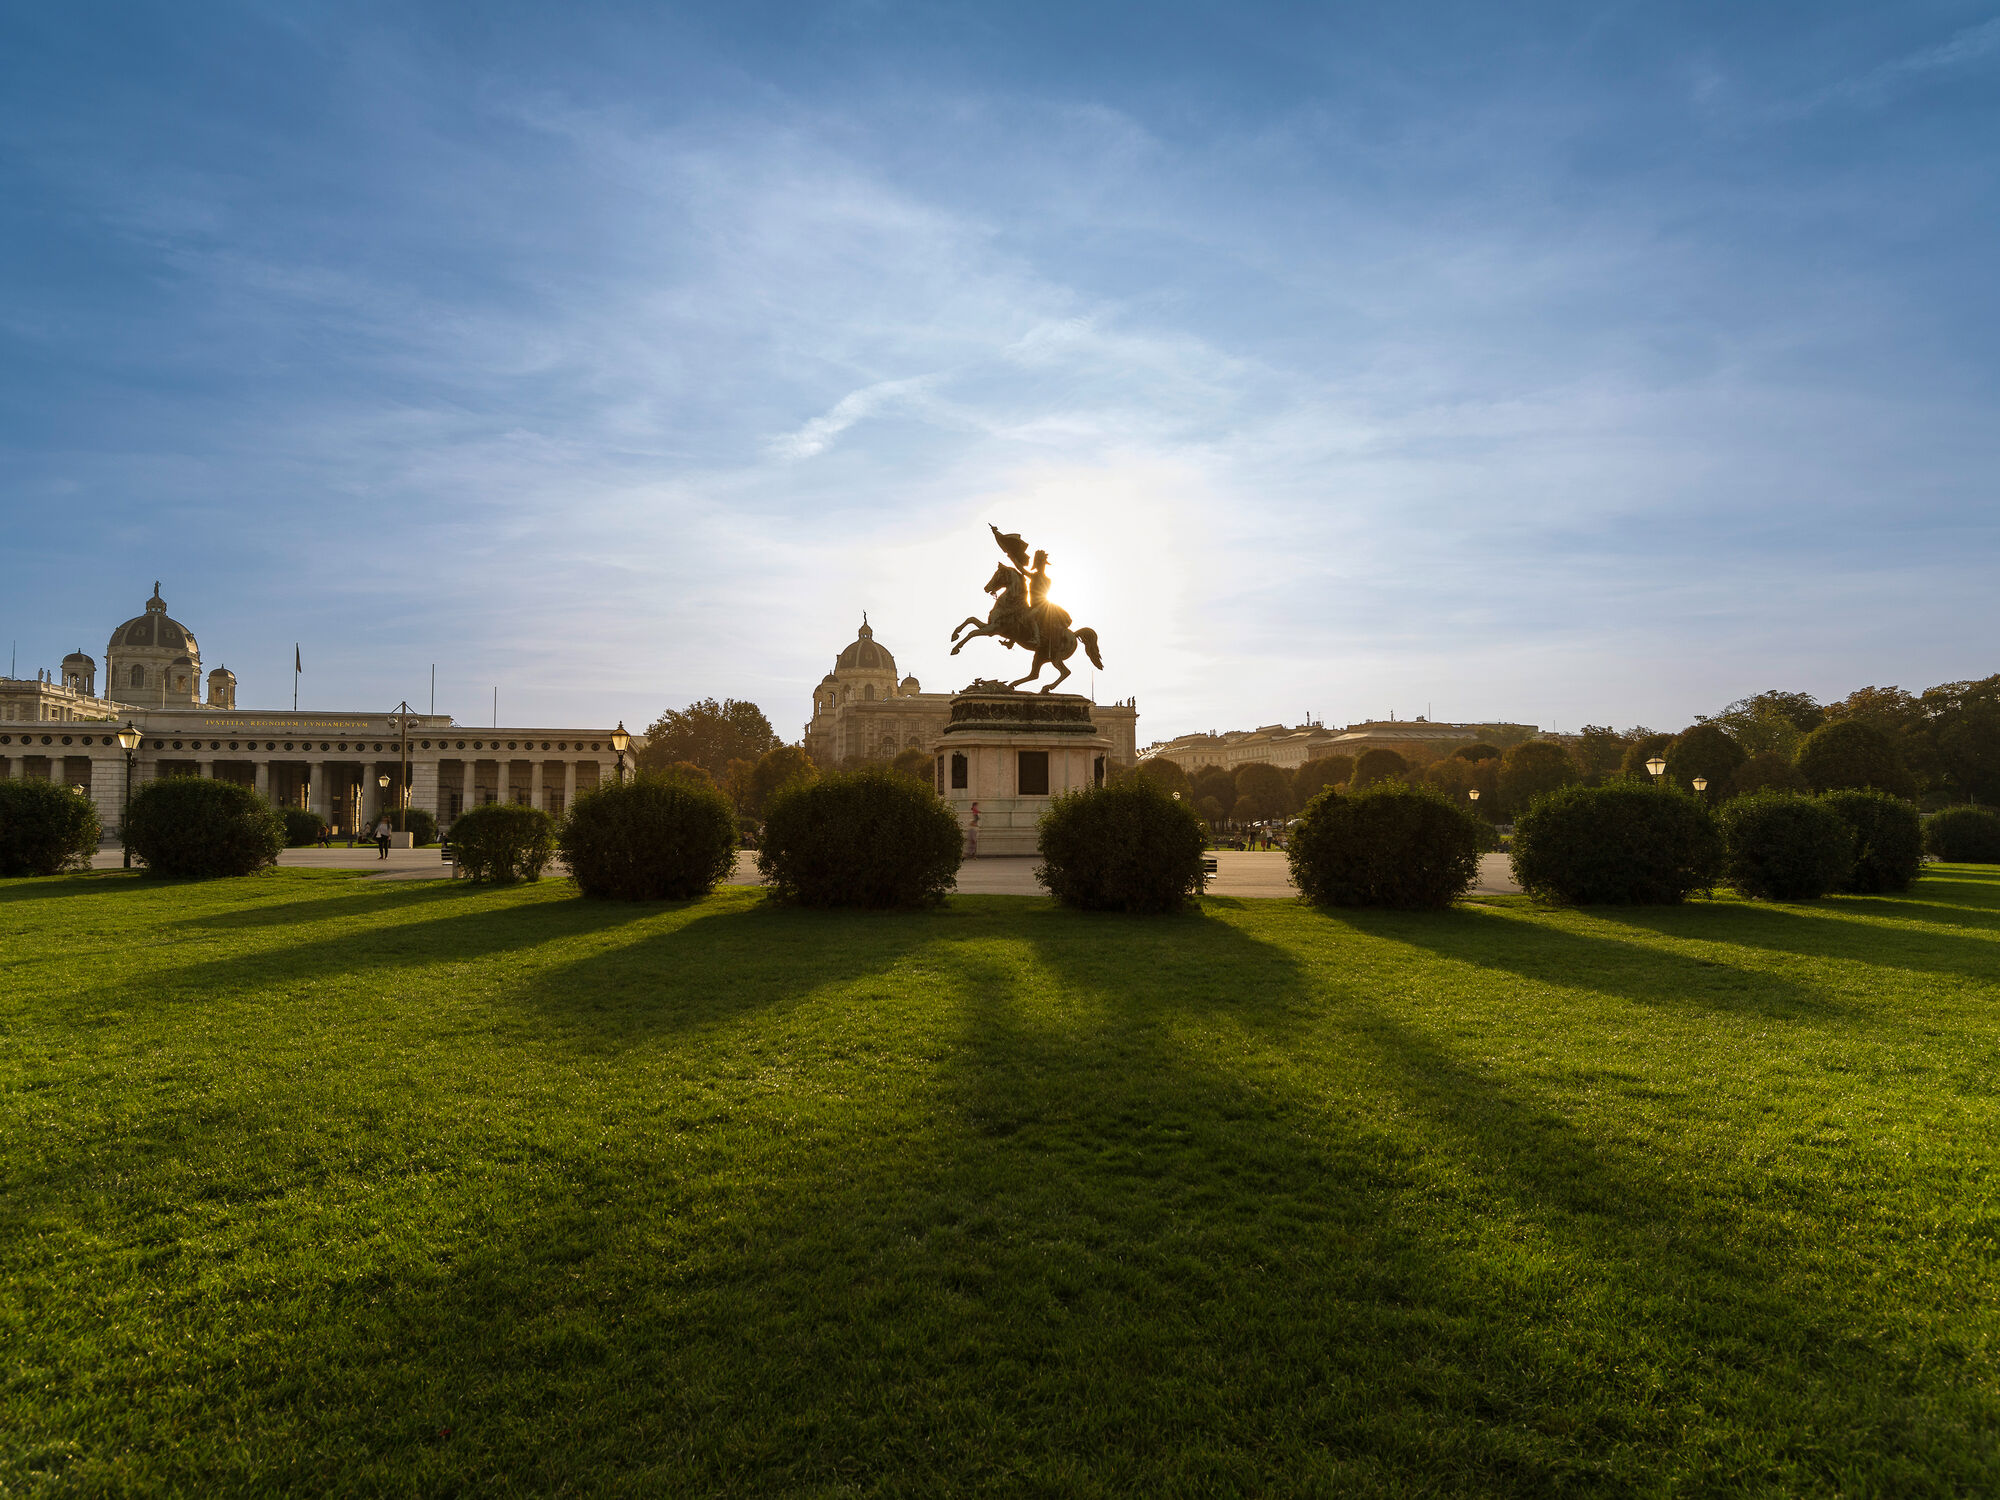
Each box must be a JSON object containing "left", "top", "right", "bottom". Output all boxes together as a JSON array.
[
  {"left": 1593, "top": 901, "right": 2000, "bottom": 987},
  {"left": 129, "top": 883, "right": 667, "bottom": 1006},
  {"left": 506, "top": 898, "right": 981, "bottom": 1046},
  {"left": 27, "top": 901, "right": 1997, "bottom": 1495},
  {"left": 1349, "top": 902, "right": 1836, "bottom": 1019}
]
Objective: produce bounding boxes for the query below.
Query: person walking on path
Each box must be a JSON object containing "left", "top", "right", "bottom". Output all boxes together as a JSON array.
[{"left": 374, "top": 817, "right": 392, "bottom": 860}]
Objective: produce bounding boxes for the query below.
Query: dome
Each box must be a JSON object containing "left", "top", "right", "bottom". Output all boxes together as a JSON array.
[
  {"left": 110, "top": 583, "right": 198, "bottom": 656},
  {"left": 834, "top": 617, "right": 896, "bottom": 674},
  {"left": 62, "top": 650, "right": 93, "bottom": 666},
  {"left": 900, "top": 676, "right": 921, "bottom": 694}
]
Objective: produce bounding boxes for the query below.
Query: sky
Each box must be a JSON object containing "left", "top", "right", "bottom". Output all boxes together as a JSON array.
[{"left": 3, "top": 1, "right": 1997, "bottom": 744}]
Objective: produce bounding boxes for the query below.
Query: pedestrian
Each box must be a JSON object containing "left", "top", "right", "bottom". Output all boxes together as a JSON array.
[{"left": 374, "top": 816, "right": 392, "bottom": 860}]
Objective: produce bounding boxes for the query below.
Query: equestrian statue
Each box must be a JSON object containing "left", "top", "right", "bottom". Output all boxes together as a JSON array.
[{"left": 949, "top": 524, "right": 1104, "bottom": 692}]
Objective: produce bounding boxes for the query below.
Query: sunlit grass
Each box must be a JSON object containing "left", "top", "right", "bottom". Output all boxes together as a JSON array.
[{"left": 3, "top": 867, "right": 1997, "bottom": 1494}]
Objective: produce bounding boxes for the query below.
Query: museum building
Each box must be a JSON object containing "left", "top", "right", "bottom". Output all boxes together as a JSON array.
[
  {"left": 804, "top": 616, "right": 1138, "bottom": 769},
  {"left": 0, "top": 585, "right": 627, "bottom": 834}
]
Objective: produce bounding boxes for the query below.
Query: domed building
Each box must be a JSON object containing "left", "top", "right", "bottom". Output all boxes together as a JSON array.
[
  {"left": 3, "top": 583, "right": 629, "bottom": 840},
  {"left": 105, "top": 584, "right": 208, "bottom": 706},
  {"left": 804, "top": 615, "right": 1138, "bottom": 768}
]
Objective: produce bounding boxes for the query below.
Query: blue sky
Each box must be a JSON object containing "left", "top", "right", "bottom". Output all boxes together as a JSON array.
[{"left": 4, "top": 2, "right": 1996, "bottom": 742}]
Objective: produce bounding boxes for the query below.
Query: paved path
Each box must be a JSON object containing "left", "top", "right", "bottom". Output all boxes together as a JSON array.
[{"left": 88, "top": 844, "right": 1523, "bottom": 895}]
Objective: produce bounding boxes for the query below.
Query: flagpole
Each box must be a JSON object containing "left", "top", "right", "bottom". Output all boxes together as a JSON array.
[{"left": 293, "top": 644, "right": 300, "bottom": 711}]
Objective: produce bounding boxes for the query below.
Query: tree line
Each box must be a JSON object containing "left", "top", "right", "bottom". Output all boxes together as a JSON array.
[{"left": 1126, "top": 672, "right": 2000, "bottom": 826}]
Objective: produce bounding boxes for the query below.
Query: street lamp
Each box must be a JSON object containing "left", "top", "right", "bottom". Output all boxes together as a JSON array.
[
  {"left": 1692, "top": 775, "right": 1709, "bottom": 795},
  {"left": 116, "top": 720, "right": 141, "bottom": 868},
  {"left": 610, "top": 721, "right": 630, "bottom": 783},
  {"left": 1645, "top": 756, "right": 1667, "bottom": 780},
  {"left": 1468, "top": 788, "right": 1480, "bottom": 802}
]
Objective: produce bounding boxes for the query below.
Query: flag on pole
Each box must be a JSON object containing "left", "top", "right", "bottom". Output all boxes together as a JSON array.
[{"left": 295, "top": 645, "right": 302, "bottom": 673}]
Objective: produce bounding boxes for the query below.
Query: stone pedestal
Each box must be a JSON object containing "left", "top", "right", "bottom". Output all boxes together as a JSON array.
[{"left": 937, "top": 687, "right": 1112, "bottom": 857}]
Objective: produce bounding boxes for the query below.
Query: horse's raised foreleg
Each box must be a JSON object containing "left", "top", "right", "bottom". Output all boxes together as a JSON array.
[
  {"left": 1039, "top": 658, "right": 1072, "bottom": 693},
  {"left": 950, "top": 620, "right": 995, "bottom": 655},
  {"left": 950, "top": 617, "right": 988, "bottom": 644}
]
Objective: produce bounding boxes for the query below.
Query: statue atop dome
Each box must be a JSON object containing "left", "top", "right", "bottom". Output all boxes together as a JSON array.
[{"left": 949, "top": 524, "right": 1104, "bottom": 693}]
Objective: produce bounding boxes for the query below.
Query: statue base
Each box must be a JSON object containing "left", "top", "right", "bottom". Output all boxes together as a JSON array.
[{"left": 934, "top": 688, "right": 1111, "bottom": 858}]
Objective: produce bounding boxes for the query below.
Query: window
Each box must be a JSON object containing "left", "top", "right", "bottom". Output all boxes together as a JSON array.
[
  {"left": 130, "top": 665, "right": 145, "bottom": 689},
  {"left": 1094, "top": 755, "right": 1105, "bottom": 787},
  {"left": 950, "top": 752, "right": 968, "bottom": 790},
  {"left": 863, "top": 684, "right": 875, "bottom": 701},
  {"left": 1017, "top": 750, "right": 1049, "bottom": 796}
]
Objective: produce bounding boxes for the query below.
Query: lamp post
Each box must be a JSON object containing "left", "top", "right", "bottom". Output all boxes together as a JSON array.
[
  {"left": 1645, "top": 755, "right": 1667, "bottom": 781},
  {"left": 610, "top": 721, "right": 630, "bottom": 783},
  {"left": 117, "top": 720, "right": 141, "bottom": 868},
  {"left": 377, "top": 772, "right": 390, "bottom": 824},
  {"left": 1692, "top": 775, "right": 1709, "bottom": 803}
]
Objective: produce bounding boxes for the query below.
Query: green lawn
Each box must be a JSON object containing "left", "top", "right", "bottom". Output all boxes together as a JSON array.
[{"left": 3, "top": 869, "right": 1998, "bottom": 1496}]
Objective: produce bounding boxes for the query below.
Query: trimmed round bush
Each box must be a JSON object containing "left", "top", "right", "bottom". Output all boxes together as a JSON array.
[
  {"left": 1820, "top": 789, "right": 1923, "bottom": 894},
  {"left": 448, "top": 802, "right": 557, "bottom": 884},
  {"left": 387, "top": 807, "right": 439, "bottom": 846},
  {"left": 559, "top": 775, "right": 738, "bottom": 901},
  {"left": 758, "top": 767, "right": 963, "bottom": 909},
  {"left": 1510, "top": 783, "right": 1721, "bottom": 905},
  {"left": 0, "top": 779, "right": 102, "bottom": 876},
  {"left": 123, "top": 776, "right": 285, "bottom": 878},
  {"left": 281, "top": 808, "right": 326, "bottom": 846},
  {"left": 1035, "top": 778, "right": 1209, "bottom": 913},
  {"left": 1924, "top": 806, "right": 2000, "bottom": 863},
  {"left": 1717, "top": 791, "right": 1852, "bottom": 901},
  {"left": 1287, "top": 782, "right": 1482, "bottom": 910},
  {"left": 1795, "top": 720, "right": 1915, "bottom": 798}
]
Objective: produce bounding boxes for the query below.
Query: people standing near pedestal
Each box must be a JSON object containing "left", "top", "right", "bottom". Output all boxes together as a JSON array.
[{"left": 374, "top": 817, "right": 391, "bottom": 859}]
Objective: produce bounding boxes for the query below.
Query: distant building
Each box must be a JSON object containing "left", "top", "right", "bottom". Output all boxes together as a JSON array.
[
  {"left": 1143, "top": 718, "right": 1537, "bottom": 772},
  {"left": 1, "top": 584, "right": 622, "bottom": 835},
  {"left": 804, "top": 616, "right": 1139, "bottom": 767}
]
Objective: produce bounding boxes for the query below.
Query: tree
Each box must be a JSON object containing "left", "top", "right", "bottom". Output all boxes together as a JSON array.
[
  {"left": 1620, "top": 733, "right": 1674, "bottom": 781},
  {"left": 1234, "top": 762, "right": 1290, "bottom": 818},
  {"left": 1664, "top": 723, "right": 1747, "bottom": 798},
  {"left": 1922, "top": 675, "right": 2000, "bottom": 804},
  {"left": 1126, "top": 756, "right": 1194, "bottom": 801},
  {"left": 1568, "top": 727, "right": 1628, "bottom": 781},
  {"left": 1190, "top": 764, "right": 1239, "bottom": 817},
  {"left": 746, "top": 745, "right": 818, "bottom": 818},
  {"left": 1453, "top": 742, "right": 1504, "bottom": 763},
  {"left": 637, "top": 698, "right": 779, "bottom": 780},
  {"left": 1294, "top": 756, "right": 1354, "bottom": 802},
  {"left": 1352, "top": 748, "right": 1408, "bottom": 788},
  {"left": 721, "top": 757, "right": 756, "bottom": 813},
  {"left": 1498, "top": 740, "right": 1577, "bottom": 813},
  {"left": 1702, "top": 690, "right": 1824, "bottom": 756},
  {"left": 1731, "top": 751, "right": 1806, "bottom": 797},
  {"left": 890, "top": 746, "right": 933, "bottom": 782},
  {"left": 1824, "top": 685, "right": 1935, "bottom": 791},
  {"left": 1795, "top": 720, "right": 1916, "bottom": 798},
  {"left": 1422, "top": 753, "right": 1500, "bottom": 818},
  {"left": 659, "top": 760, "right": 716, "bottom": 787}
]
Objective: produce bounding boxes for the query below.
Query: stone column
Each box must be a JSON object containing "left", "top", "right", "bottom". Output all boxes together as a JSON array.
[
  {"left": 254, "top": 759, "right": 270, "bottom": 801},
  {"left": 410, "top": 757, "right": 439, "bottom": 818},
  {"left": 361, "top": 770, "right": 379, "bottom": 826},
  {"left": 530, "top": 761, "right": 544, "bottom": 811},
  {"left": 496, "top": 760, "right": 510, "bottom": 806},
  {"left": 306, "top": 761, "right": 322, "bottom": 815},
  {"left": 564, "top": 761, "right": 576, "bottom": 809},
  {"left": 198, "top": 759, "right": 215, "bottom": 780}
]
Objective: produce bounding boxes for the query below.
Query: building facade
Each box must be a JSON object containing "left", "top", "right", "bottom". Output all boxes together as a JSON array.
[
  {"left": 804, "top": 616, "right": 1138, "bottom": 768},
  {"left": 0, "top": 586, "right": 624, "bottom": 835}
]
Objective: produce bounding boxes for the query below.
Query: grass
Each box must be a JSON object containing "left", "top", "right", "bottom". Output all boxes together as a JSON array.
[{"left": 2, "top": 867, "right": 1998, "bottom": 1496}]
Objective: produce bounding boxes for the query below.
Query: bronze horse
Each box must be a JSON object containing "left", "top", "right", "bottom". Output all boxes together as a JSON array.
[{"left": 950, "top": 563, "right": 1104, "bottom": 692}]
